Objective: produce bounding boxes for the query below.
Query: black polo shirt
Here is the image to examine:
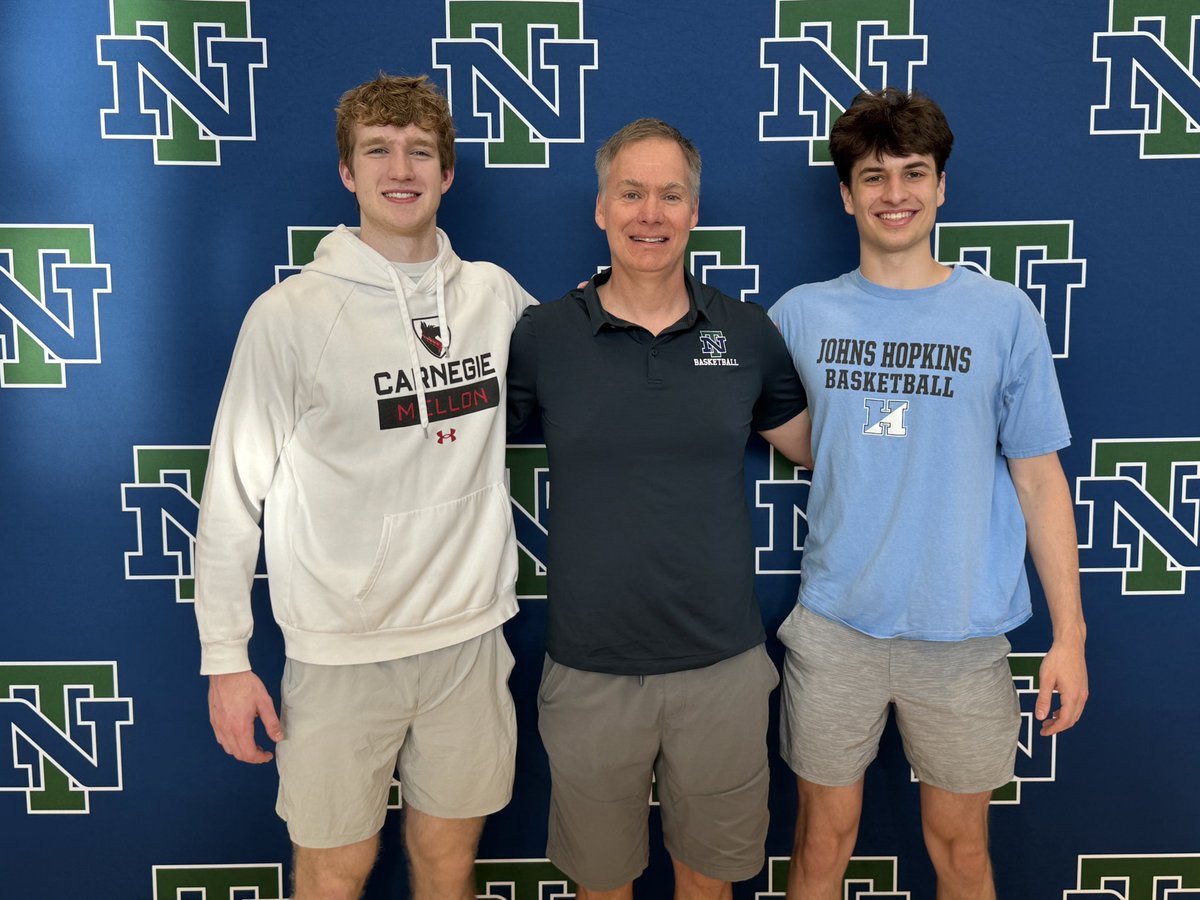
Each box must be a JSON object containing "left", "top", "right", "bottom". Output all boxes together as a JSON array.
[{"left": 507, "top": 269, "right": 806, "bottom": 675}]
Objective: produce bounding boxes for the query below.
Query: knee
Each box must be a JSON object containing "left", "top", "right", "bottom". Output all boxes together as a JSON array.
[
  {"left": 792, "top": 816, "right": 856, "bottom": 878},
  {"left": 406, "top": 830, "right": 475, "bottom": 878},
  {"left": 924, "top": 828, "right": 991, "bottom": 884},
  {"left": 672, "top": 858, "right": 727, "bottom": 897},
  {"left": 790, "top": 783, "right": 861, "bottom": 880},
  {"left": 404, "top": 813, "right": 482, "bottom": 888},
  {"left": 293, "top": 874, "right": 366, "bottom": 900},
  {"left": 292, "top": 845, "right": 374, "bottom": 900}
]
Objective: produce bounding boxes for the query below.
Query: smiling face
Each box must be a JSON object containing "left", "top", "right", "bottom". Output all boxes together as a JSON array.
[
  {"left": 840, "top": 151, "right": 945, "bottom": 267},
  {"left": 595, "top": 137, "right": 699, "bottom": 280},
  {"left": 339, "top": 122, "right": 453, "bottom": 261}
]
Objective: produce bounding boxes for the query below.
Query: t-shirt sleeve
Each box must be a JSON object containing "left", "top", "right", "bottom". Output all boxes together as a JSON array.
[
  {"left": 506, "top": 307, "right": 540, "bottom": 436},
  {"left": 998, "top": 298, "right": 1071, "bottom": 458},
  {"left": 767, "top": 288, "right": 806, "bottom": 374},
  {"left": 753, "top": 305, "right": 808, "bottom": 431}
]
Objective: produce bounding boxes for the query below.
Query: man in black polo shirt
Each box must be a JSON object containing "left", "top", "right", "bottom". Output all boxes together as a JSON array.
[{"left": 507, "top": 118, "right": 810, "bottom": 900}]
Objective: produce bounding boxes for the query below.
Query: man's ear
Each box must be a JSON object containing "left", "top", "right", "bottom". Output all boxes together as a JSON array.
[
  {"left": 840, "top": 182, "right": 854, "bottom": 216},
  {"left": 339, "top": 159, "right": 356, "bottom": 193}
]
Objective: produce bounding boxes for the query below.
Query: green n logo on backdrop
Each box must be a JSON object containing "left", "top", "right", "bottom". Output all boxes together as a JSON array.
[
  {"left": 992, "top": 654, "right": 1057, "bottom": 804},
  {"left": 934, "top": 221, "right": 1086, "bottom": 358},
  {"left": 1077, "top": 438, "right": 1200, "bottom": 595},
  {"left": 123, "top": 446, "right": 212, "bottom": 602},
  {"left": 0, "top": 662, "right": 133, "bottom": 814},
  {"left": 1092, "top": 1, "right": 1200, "bottom": 159},
  {"left": 1066, "top": 853, "right": 1200, "bottom": 898},
  {"left": 0, "top": 226, "right": 111, "bottom": 389},
  {"left": 475, "top": 859, "right": 576, "bottom": 899},
  {"left": 433, "top": 0, "right": 598, "bottom": 167},
  {"left": 152, "top": 864, "right": 283, "bottom": 900},
  {"left": 97, "top": 0, "right": 267, "bottom": 165},
  {"left": 757, "top": 855, "right": 911, "bottom": 897},
  {"left": 760, "top": 0, "right": 928, "bottom": 165}
]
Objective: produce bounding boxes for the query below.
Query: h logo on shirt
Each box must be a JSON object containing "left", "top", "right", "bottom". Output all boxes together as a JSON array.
[{"left": 863, "top": 398, "right": 909, "bottom": 437}]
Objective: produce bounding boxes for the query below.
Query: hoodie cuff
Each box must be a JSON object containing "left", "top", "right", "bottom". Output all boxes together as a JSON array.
[{"left": 199, "top": 640, "right": 253, "bottom": 676}]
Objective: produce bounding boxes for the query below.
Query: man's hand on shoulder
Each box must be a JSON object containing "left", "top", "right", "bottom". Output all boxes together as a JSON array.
[{"left": 208, "top": 670, "right": 284, "bottom": 764}]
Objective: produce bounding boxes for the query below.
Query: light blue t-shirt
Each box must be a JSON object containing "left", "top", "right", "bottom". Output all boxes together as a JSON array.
[{"left": 769, "top": 266, "right": 1070, "bottom": 640}]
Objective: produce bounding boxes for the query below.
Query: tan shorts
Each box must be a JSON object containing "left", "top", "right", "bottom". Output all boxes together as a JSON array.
[
  {"left": 778, "top": 604, "right": 1020, "bottom": 793},
  {"left": 537, "top": 645, "right": 779, "bottom": 891},
  {"left": 275, "top": 627, "right": 516, "bottom": 848}
]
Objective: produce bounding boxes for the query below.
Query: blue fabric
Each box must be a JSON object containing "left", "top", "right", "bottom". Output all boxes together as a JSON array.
[{"left": 769, "top": 266, "right": 1070, "bottom": 640}]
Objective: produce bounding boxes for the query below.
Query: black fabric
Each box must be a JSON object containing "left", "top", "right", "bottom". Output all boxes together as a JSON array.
[{"left": 507, "top": 270, "right": 806, "bottom": 675}]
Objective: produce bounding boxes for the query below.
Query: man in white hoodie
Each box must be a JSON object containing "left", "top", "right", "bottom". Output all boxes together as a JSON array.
[{"left": 195, "top": 74, "right": 536, "bottom": 900}]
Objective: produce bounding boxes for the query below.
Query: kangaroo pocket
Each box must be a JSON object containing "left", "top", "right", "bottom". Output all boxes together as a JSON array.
[{"left": 352, "top": 483, "right": 517, "bottom": 632}]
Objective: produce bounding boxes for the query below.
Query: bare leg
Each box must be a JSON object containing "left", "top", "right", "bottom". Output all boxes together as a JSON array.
[
  {"left": 785, "top": 777, "right": 863, "bottom": 900},
  {"left": 919, "top": 783, "right": 996, "bottom": 900},
  {"left": 576, "top": 883, "right": 633, "bottom": 900},
  {"left": 293, "top": 834, "right": 379, "bottom": 900},
  {"left": 404, "top": 806, "right": 485, "bottom": 900},
  {"left": 671, "top": 857, "right": 732, "bottom": 899}
]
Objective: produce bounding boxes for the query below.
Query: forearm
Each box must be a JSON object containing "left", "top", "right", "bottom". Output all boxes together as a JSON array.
[
  {"left": 1011, "top": 454, "right": 1085, "bottom": 646},
  {"left": 1010, "top": 451, "right": 1088, "bottom": 731},
  {"left": 760, "top": 409, "right": 813, "bottom": 470}
]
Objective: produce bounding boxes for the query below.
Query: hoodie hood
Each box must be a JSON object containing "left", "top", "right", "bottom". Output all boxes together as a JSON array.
[
  {"left": 303, "top": 224, "right": 462, "bottom": 286},
  {"left": 305, "top": 225, "right": 462, "bottom": 434}
]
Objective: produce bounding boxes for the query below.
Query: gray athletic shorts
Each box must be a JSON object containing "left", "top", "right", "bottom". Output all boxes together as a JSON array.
[
  {"left": 537, "top": 645, "right": 779, "bottom": 891},
  {"left": 275, "top": 627, "right": 516, "bottom": 849},
  {"left": 778, "top": 604, "right": 1020, "bottom": 794}
]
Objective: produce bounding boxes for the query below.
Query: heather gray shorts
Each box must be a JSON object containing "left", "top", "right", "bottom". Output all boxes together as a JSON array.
[
  {"left": 276, "top": 627, "right": 516, "bottom": 849},
  {"left": 537, "top": 645, "right": 779, "bottom": 891},
  {"left": 778, "top": 604, "right": 1020, "bottom": 794}
]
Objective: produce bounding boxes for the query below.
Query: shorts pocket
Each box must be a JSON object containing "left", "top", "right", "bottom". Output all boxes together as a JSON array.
[
  {"left": 537, "top": 656, "right": 570, "bottom": 707},
  {"left": 754, "top": 644, "right": 781, "bottom": 692}
]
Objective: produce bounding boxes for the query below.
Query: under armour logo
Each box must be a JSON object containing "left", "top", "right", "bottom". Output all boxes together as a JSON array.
[{"left": 436, "top": 429, "right": 457, "bottom": 444}]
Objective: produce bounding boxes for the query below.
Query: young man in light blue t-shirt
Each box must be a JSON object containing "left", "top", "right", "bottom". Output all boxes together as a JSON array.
[{"left": 768, "top": 88, "right": 1088, "bottom": 900}]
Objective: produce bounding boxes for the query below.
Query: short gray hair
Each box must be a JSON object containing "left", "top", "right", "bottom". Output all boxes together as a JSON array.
[{"left": 595, "top": 118, "right": 701, "bottom": 201}]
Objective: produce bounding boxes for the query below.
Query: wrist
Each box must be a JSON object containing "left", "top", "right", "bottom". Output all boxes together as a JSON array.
[{"left": 1050, "top": 621, "right": 1087, "bottom": 649}]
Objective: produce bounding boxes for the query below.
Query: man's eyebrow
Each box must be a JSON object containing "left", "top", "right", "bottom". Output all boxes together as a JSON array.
[
  {"left": 358, "top": 134, "right": 436, "bottom": 149},
  {"left": 857, "top": 160, "right": 933, "bottom": 174},
  {"left": 615, "top": 178, "right": 687, "bottom": 190}
]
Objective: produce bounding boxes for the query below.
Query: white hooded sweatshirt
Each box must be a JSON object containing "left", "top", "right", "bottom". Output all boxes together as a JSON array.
[{"left": 195, "top": 226, "right": 536, "bottom": 674}]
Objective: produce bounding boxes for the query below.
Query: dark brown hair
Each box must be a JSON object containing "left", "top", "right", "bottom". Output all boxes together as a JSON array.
[{"left": 829, "top": 88, "right": 953, "bottom": 186}]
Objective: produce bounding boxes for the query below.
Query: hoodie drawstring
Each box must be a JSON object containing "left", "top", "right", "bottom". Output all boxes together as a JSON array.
[
  {"left": 433, "top": 266, "right": 448, "bottom": 367},
  {"left": 387, "top": 267, "right": 431, "bottom": 436}
]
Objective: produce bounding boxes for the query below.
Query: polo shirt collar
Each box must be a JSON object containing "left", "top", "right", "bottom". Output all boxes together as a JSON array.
[{"left": 582, "top": 268, "right": 714, "bottom": 336}]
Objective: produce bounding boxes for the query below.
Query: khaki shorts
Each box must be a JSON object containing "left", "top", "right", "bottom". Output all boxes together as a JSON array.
[
  {"left": 778, "top": 604, "right": 1020, "bottom": 793},
  {"left": 276, "top": 627, "right": 516, "bottom": 849},
  {"left": 537, "top": 645, "right": 779, "bottom": 891}
]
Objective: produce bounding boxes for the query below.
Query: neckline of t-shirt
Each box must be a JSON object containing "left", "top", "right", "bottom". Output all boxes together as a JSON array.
[
  {"left": 390, "top": 258, "right": 436, "bottom": 280},
  {"left": 851, "top": 265, "right": 963, "bottom": 300}
]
